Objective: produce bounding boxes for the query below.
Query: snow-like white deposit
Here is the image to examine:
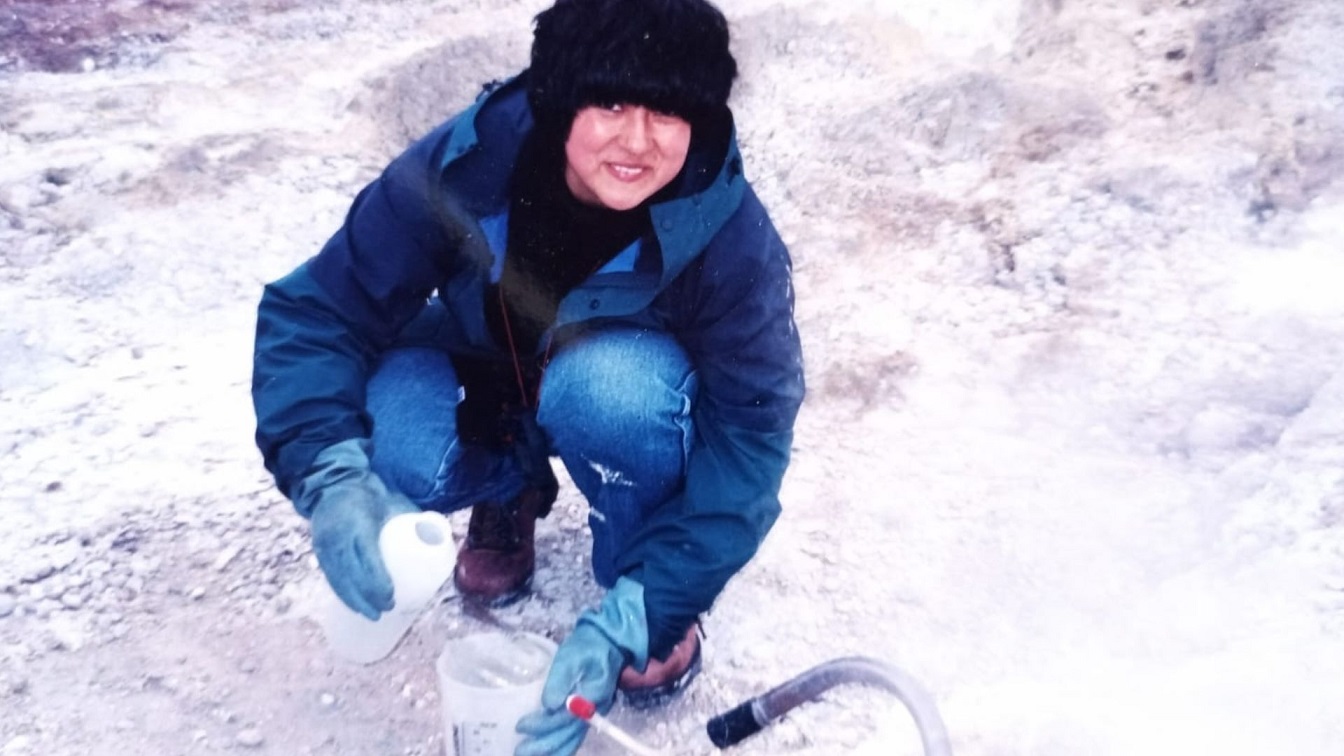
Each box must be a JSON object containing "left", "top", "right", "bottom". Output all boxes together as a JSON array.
[{"left": 2, "top": 0, "right": 1343, "bottom": 754}]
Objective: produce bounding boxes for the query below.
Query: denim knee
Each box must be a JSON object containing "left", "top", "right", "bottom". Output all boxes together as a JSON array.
[
  {"left": 366, "top": 348, "right": 460, "bottom": 503},
  {"left": 366, "top": 348, "right": 525, "bottom": 510},
  {"left": 537, "top": 328, "right": 697, "bottom": 584},
  {"left": 538, "top": 328, "right": 696, "bottom": 482}
]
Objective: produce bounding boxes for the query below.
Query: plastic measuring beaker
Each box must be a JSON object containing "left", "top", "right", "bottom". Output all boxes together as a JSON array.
[{"left": 437, "top": 631, "right": 557, "bottom": 756}]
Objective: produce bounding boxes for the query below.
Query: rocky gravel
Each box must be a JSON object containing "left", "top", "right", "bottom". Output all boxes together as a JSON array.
[{"left": 4, "top": 0, "right": 1344, "bottom": 754}]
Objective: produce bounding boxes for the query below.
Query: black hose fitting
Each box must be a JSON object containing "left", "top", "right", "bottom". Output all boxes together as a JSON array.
[
  {"left": 706, "top": 700, "right": 764, "bottom": 748},
  {"left": 705, "top": 656, "right": 952, "bottom": 755}
]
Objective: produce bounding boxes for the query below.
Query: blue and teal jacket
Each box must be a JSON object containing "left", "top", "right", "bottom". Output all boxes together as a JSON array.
[{"left": 252, "top": 76, "right": 804, "bottom": 657}]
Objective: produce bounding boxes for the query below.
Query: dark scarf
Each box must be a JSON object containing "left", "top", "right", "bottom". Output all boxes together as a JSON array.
[
  {"left": 454, "top": 131, "right": 651, "bottom": 450},
  {"left": 454, "top": 114, "right": 727, "bottom": 449},
  {"left": 486, "top": 131, "right": 650, "bottom": 359}
]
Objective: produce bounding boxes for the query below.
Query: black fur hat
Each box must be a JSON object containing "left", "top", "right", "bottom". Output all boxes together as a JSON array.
[{"left": 527, "top": 0, "right": 737, "bottom": 133}]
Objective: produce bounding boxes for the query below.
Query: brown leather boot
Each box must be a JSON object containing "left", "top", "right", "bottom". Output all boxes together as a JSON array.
[
  {"left": 453, "top": 486, "right": 551, "bottom": 606},
  {"left": 618, "top": 623, "right": 702, "bottom": 710}
]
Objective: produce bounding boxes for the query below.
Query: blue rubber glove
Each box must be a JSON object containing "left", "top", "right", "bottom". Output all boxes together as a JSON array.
[
  {"left": 515, "top": 577, "right": 650, "bottom": 756},
  {"left": 292, "top": 438, "right": 418, "bottom": 620}
]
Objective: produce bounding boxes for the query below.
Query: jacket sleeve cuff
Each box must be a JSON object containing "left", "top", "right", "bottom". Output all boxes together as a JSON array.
[{"left": 289, "top": 438, "right": 376, "bottom": 518}]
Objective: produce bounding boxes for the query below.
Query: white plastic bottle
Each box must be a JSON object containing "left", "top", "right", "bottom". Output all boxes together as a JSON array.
[{"left": 320, "top": 511, "right": 456, "bottom": 664}]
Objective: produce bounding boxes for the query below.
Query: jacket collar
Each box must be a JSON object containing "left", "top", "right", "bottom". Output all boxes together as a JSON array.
[{"left": 441, "top": 74, "right": 747, "bottom": 286}]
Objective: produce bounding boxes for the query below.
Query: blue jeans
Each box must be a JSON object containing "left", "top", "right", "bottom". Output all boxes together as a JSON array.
[{"left": 366, "top": 327, "right": 697, "bottom": 587}]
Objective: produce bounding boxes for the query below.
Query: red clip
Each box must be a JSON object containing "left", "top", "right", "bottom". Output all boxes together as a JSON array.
[{"left": 565, "top": 694, "right": 597, "bottom": 721}]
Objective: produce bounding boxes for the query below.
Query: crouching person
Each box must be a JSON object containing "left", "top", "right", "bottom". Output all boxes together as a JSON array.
[{"left": 250, "top": 1, "right": 804, "bottom": 753}]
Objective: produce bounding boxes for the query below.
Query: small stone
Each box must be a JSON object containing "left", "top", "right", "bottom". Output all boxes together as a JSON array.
[
  {"left": 37, "top": 600, "right": 64, "bottom": 620},
  {"left": 213, "top": 546, "right": 243, "bottom": 572},
  {"left": 110, "top": 528, "right": 142, "bottom": 554},
  {"left": 88, "top": 583, "right": 115, "bottom": 608},
  {"left": 43, "top": 168, "right": 76, "bottom": 186},
  {"left": 236, "top": 728, "right": 264, "bottom": 748},
  {"left": 21, "top": 564, "right": 54, "bottom": 584},
  {"left": 319, "top": 693, "right": 337, "bottom": 708},
  {"left": 0, "top": 595, "right": 15, "bottom": 618},
  {"left": 189, "top": 587, "right": 206, "bottom": 601},
  {"left": 128, "top": 555, "right": 160, "bottom": 577},
  {"left": 43, "top": 481, "right": 62, "bottom": 493}
]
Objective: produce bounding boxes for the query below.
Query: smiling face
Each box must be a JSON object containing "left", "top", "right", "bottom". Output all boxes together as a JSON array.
[{"left": 563, "top": 104, "right": 692, "bottom": 210}]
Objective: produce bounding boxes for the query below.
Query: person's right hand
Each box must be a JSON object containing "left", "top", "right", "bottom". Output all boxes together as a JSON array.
[
  {"left": 309, "top": 480, "right": 418, "bottom": 619},
  {"left": 294, "top": 439, "right": 419, "bottom": 619}
]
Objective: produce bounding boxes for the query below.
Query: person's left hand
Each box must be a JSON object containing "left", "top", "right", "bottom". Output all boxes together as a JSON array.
[
  {"left": 515, "top": 578, "right": 650, "bottom": 756},
  {"left": 514, "top": 621, "right": 624, "bottom": 755}
]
